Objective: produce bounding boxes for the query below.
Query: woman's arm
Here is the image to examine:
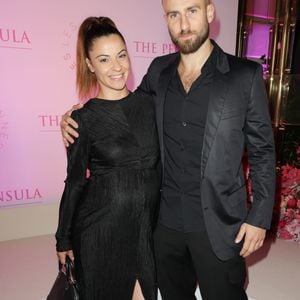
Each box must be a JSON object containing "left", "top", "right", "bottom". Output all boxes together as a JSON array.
[{"left": 56, "top": 109, "right": 90, "bottom": 258}]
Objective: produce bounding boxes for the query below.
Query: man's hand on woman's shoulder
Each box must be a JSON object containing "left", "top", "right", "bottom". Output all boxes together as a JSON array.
[{"left": 60, "top": 103, "right": 83, "bottom": 146}]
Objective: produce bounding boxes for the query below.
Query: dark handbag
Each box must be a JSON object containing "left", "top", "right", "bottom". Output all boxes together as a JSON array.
[{"left": 47, "top": 256, "right": 79, "bottom": 300}]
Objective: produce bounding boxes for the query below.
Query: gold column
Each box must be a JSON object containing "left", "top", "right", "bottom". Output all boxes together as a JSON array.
[
  {"left": 267, "top": 0, "right": 281, "bottom": 103},
  {"left": 236, "top": 0, "right": 246, "bottom": 57},
  {"left": 274, "top": 0, "right": 292, "bottom": 128}
]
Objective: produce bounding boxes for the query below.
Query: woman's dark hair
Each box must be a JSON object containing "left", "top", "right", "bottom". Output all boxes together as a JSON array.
[{"left": 76, "top": 17, "right": 125, "bottom": 100}]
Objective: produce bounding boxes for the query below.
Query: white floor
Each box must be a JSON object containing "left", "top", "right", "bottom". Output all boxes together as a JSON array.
[
  {"left": 245, "top": 236, "right": 300, "bottom": 300},
  {"left": 0, "top": 234, "right": 299, "bottom": 300}
]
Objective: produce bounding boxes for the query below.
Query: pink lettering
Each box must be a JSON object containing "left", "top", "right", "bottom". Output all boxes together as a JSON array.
[{"left": 0, "top": 29, "right": 9, "bottom": 42}]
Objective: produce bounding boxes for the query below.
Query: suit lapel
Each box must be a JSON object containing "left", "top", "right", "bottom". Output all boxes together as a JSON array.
[{"left": 201, "top": 54, "right": 230, "bottom": 178}]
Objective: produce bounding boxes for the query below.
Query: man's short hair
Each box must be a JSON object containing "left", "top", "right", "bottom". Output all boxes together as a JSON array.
[{"left": 162, "top": 0, "right": 211, "bottom": 5}]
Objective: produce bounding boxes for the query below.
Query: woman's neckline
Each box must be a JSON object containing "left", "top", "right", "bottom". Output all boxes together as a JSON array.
[{"left": 92, "top": 91, "right": 132, "bottom": 103}]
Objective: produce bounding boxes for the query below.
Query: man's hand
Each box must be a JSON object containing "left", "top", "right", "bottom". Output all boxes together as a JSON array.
[
  {"left": 60, "top": 103, "right": 83, "bottom": 146},
  {"left": 235, "top": 223, "right": 266, "bottom": 257}
]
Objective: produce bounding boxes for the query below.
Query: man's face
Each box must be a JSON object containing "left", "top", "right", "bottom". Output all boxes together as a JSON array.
[{"left": 162, "top": 0, "right": 214, "bottom": 54}]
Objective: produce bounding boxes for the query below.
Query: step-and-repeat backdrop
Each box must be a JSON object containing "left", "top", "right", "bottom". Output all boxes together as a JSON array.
[{"left": 0, "top": 0, "right": 238, "bottom": 207}]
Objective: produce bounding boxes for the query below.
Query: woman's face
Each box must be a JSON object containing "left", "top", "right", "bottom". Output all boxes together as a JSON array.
[{"left": 86, "top": 34, "right": 130, "bottom": 97}]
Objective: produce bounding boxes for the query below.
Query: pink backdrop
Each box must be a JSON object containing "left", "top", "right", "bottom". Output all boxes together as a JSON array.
[{"left": 0, "top": 0, "right": 239, "bottom": 208}]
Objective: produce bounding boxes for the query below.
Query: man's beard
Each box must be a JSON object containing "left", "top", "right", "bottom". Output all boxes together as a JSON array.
[{"left": 170, "top": 26, "right": 209, "bottom": 54}]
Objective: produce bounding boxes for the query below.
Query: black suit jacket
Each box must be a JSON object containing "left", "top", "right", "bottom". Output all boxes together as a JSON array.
[{"left": 137, "top": 42, "right": 276, "bottom": 260}]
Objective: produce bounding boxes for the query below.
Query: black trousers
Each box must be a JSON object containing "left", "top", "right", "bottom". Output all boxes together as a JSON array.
[{"left": 153, "top": 224, "right": 248, "bottom": 300}]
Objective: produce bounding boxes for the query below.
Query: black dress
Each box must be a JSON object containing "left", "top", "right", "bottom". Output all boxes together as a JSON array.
[{"left": 55, "top": 93, "right": 160, "bottom": 300}]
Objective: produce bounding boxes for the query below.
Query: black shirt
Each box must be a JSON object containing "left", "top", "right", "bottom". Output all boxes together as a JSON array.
[{"left": 159, "top": 47, "right": 217, "bottom": 232}]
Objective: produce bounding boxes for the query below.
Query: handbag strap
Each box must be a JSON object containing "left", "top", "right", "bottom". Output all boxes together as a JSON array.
[{"left": 64, "top": 256, "right": 77, "bottom": 284}]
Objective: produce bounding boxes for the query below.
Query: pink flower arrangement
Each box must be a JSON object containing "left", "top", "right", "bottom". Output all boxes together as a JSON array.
[{"left": 276, "top": 147, "right": 300, "bottom": 243}]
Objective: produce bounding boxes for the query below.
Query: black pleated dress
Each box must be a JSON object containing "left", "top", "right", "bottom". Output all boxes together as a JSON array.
[{"left": 55, "top": 92, "right": 160, "bottom": 300}]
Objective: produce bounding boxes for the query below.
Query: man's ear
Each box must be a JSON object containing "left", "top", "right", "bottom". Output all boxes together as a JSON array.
[{"left": 206, "top": 3, "right": 215, "bottom": 24}]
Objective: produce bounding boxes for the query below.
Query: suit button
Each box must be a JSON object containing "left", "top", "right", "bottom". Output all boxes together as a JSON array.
[{"left": 182, "top": 121, "right": 187, "bottom": 127}]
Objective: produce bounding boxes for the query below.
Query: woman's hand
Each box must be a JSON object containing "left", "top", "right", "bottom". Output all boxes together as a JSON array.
[
  {"left": 57, "top": 249, "right": 75, "bottom": 264},
  {"left": 60, "top": 103, "right": 83, "bottom": 146}
]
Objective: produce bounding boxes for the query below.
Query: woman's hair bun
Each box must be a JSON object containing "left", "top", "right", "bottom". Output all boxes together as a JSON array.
[{"left": 97, "top": 17, "right": 117, "bottom": 29}]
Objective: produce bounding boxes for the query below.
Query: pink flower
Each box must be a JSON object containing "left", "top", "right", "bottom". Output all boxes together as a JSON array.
[
  {"left": 279, "top": 220, "right": 286, "bottom": 228},
  {"left": 287, "top": 198, "right": 297, "bottom": 209},
  {"left": 281, "top": 165, "right": 300, "bottom": 182},
  {"left": 277, "top": 151, "right": 300, "bottom": 243},
  {"left": 279, "top": 230, "right": 294, "bottom": 240},
  {"left": 285, "top": 209, "right": 295, "bottom": 218}
]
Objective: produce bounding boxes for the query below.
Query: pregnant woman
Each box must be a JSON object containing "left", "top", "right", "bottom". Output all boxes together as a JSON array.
[{"left": 55, "top": 16, "right": 160, "bottom": 300}]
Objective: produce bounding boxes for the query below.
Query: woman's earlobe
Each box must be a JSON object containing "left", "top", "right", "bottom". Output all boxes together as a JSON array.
[{"left": 85, "top": 58, "right": 95, "bottom": 73}]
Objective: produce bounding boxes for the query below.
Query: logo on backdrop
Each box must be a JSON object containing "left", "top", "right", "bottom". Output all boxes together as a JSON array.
[
  {"left": 62, "top": 22, "right": 77, "bottom": 71},
  {"left": 132, "top": 40, "right": 177, "bottom": 59},
  {"left": 0, "top": 188, "right": 42, "bottom": 207},
  {"left": 38, "top": 114, "right": 60, "bottom": 132},
  {"left": 0, "top": 28, "right": 32, "bottom": 50},
  {"left": 0, "top": 110, "right": 8, "bottom": 150},
  {"left": 60, "top": 23, "right": 176, "bottom": 69}
]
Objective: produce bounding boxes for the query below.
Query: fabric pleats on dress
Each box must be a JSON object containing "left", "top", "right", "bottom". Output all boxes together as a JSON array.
[{"left": 56, "top": 93, "right": 160, "bottom": 300}]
